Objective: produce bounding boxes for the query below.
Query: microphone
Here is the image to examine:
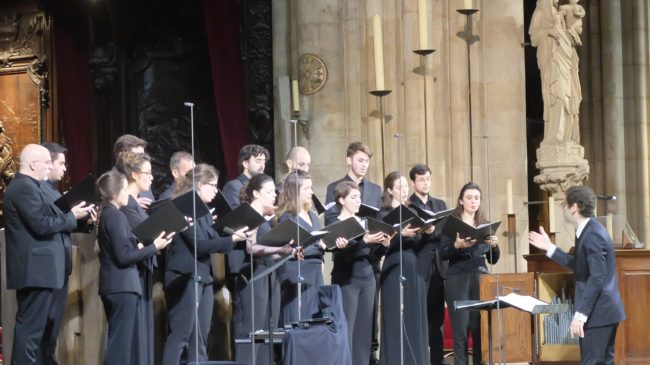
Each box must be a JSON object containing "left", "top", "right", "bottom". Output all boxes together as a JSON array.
[
  {"left": 597, "top": 195, "right": 616, "bottom": 201},
  {"left": 184, "top": 102, "right": 194, "bottom": 107}
]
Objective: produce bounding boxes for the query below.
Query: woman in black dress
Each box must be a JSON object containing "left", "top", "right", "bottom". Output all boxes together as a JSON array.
[
  {"left": 440, "top": 182, "right": 499, "bottom": 365},
  {"left": 276, "top": 170, "right": 324, "bottom": 325},
  {"left": 162, "top": 164, "right": 249, "bottom": 365},
  {"left": 96, "top": 170, "right": 171, "bottom": 365},
  {"left": 234, "top": 173, "right": 295, "bottom": 364},
  {"left": 378, "top": 171, "right": 429, "bottom": 365},
  {"left": 326, "top": 180, "right": 389, "bottom": 365}
]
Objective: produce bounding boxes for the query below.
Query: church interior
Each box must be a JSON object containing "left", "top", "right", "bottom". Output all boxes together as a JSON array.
[{"left": 1, "top": 0, "right": 649, "bottom": 364}]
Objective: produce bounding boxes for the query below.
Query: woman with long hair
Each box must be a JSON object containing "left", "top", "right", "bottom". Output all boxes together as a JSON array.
[
  {"left": 440, "top": 182, "right": 500, "bottom": 365},
  {"left": 162, "top": 163, "right": 249, "bottom": 365},
  {"left": 276, "top": 170, "right": 324, "bottom": 325},
  {"left": 378, "top": 171, "right": 429, "bottom": 365},
  {"left": 233, "top": 173, "right": 295, "bottom": 363},
  {"left": 326, "top": 180, "right": 389, "bottom": 365},
  {"left": 96, "top": 170, "right": 171, "bottom": 365}
]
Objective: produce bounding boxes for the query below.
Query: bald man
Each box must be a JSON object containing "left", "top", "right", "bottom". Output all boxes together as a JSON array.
[
  {"left": 4, "top": 144, "right": 93, "bottom": 364},
  {"left": 285, "top": 146, "right": 311, "bottom": 173}
]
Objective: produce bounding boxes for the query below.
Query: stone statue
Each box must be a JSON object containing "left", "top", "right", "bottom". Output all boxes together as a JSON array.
[
  {"left": 529, "top": 0, "right": 582, "bottom": 146},
  {"left": 530, "top": 0, "right": 589, "bottom": 195}
]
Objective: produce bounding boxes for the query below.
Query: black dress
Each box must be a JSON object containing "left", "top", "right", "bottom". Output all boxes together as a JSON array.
[
  {"left": 326, "top": 215, "right": 376, "bottom": 365},
  {"left": 378, "top": 206, "right": 429, "bottom": 365},
  {"left": 120, "top": 195, "right": 155, "bottom": 365},
  {"left": 439, "top": 215, "right": 500, "bottom": 365},
  {"left": 277, "top": 210, "right": 325, "bottom": 325}
]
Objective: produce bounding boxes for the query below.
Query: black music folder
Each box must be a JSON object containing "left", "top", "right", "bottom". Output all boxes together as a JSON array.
[
  {"left": 312, "top": 195, "right": 335, "bottom": 215},
  {"left": 54, "top": 175, "right": 97, "bottom": 212},
  {"left": 172, "top": 190, "right": 211, "bottom": 218},
  {"left": 258, "top": 218, "right": 328, "bottom": 247},
  {"left": 438, "top": 215, "right": 501, "bottom": 244},
  {"left": 148, "top": 198, "right": 170, "bottom": 213},
  {"left": 209, "top": 191, "right": 233, "bottom": 217},
  {"left": 213, "top": 203, "right": 267, "bottom": 234},
  {"left": 132, "top": 200, "right": 188, "bottom": 244},
  {"left": 358, "top": 203, "right": 380, "bottom": 218},
  {"left": 365, "top": 217, "right": 398, "bottom": 236},
  {"left": 382, "top": 204, "right": 435, "bottom": 229},
  {"left": 320, "top": 217, "right": 366, "bottom": 249}
]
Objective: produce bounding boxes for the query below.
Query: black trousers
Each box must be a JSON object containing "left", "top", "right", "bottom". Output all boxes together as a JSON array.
[
  {"left": 579, "top": 323, "right": 618, "bottom": 365},
  {"left": 162, "top": 272, "right": 213, "bottom": 365},
  {"left": 370, "top": 265, "right": 381, "bottom": 362},
  {"left": 101, "top": 292, "right": 140, "bottom": 365},
  {"left": 444, "top": 272, "right": 482, "bottom": 365},
  {"left": 12, "top": 287, "right": 55, "bottom": 365},
  {"left": 337, "top": 276, "right": 376, "bottom": 365},
  {"left": 427, "top": 264, "right": 445, "bottom": 365}
]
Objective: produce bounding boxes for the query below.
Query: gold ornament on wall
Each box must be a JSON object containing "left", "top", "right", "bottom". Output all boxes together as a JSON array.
[{"left": 298, "top": 53, "right": 327, "bottom": 95}]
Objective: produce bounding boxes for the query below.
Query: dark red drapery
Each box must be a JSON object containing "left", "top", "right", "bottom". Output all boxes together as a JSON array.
[
  {"left": 52, "top": 5, "right": 94, "bottom": 184},
  {"left": 203, "top": 0, "right": 249, "bottom": 180}
]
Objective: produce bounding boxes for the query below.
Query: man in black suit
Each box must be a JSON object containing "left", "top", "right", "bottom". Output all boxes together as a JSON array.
[
  {"left": 4, "top": 144, "right": 94, "bottom": 365},
  {"left": 324, "top": 141, "right": 382, "bottom": 364},
  {"left": 221, "top": 144, "right": 270, "bottom": 209},
  {"left": 529, "top": 186, "right": 626, "bottom": 364},
  {"left": 408, "top": 164, "right": 448, "bottom": 365},
  {"left": 159, "top": 151, "right": 195, "bottom": 200}
]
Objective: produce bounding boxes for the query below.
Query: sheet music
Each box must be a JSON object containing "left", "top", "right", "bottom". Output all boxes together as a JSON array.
[{"left": 498, "top": 293, "right": 548, "bottom": 312}]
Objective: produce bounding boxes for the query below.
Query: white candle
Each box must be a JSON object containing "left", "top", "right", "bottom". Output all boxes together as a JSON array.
[
  {"left": 292, "top": 79, "right": 300, "bottom": 113},
  {"left": 506, "top": 179, "right": 513, "bottom": 215},
  {"left": 372, "top": 15, "right": 385, "bottom": 91},
  {"left": 606, "top": 213, "right": 613, "bottom": 240},
  {"left": 463, "top": 0, "right": 473, "bottom": 9},
  {"left": 549, "top": 196, "right": 555, "bottom": 232},
  {"left": 418, "top": 0, "right": 428, "bottom": 50}
]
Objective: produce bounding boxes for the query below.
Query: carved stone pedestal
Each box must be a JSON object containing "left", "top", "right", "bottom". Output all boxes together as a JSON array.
[{"left": 534, "top": 142, "right": 589, "bottom": 195}]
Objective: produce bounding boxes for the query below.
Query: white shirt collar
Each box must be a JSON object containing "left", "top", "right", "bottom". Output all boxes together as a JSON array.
[{"left": 575, "top": 217, "right": 590, "bottom": 238}]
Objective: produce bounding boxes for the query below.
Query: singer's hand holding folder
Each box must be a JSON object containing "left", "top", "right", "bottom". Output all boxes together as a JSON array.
[
  {"left": 132, "top": 201, "right": 188, "bottom": 244},
  {"left": 438, "top": 215, "right": 501, "bottom": 244},
  {"left": 213, "top": 203, "right": 267, "bottom": 234},
  {"left": 54, "top": 175, "right": 97, "bottom": 212},
  {"left": 320, "top": 217, "right": 366, "bottom": 249},
  {"left": 258, "top": 218, "right": 328, "bottom": 247}
]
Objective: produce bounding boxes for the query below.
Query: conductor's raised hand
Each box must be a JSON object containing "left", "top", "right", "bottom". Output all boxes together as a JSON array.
[
  {"left": 153, "top": 231, "right": 174, "bottom": 250},
  {"left": 528, "top": 226, "right": 553, "bottom": 251}
]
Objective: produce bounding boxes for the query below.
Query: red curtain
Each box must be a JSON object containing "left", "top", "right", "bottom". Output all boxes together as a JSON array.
[
  {"left": 203, "top": 0, "right": 249, "bottom": 180},
  {"left": 52, "top": 5, "right": 94, "bottom": 184}
]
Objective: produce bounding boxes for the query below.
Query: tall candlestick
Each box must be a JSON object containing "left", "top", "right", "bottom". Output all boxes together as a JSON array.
[
  {"left": 418, "top": 0, "right": 428, "bottom": 50},
  {"left": 372, "top": 15, "right": 385, "bottom": 90},
  {"left": 506, "top": 179, "right": 513, "bottom": 214},
  {"left": 463, "top": 0, "right": 473, "bottom": 9},
  {"left": 549, "top": 196, "right": 555, "bottom": 232},
  {"left": 292, "top": 79, "right": 300, "bottom": 113},
  {"left": 606, "top": 213, "right": 613, "bottom": 240}
]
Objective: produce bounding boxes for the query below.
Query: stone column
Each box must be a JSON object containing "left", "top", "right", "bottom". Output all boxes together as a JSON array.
[{"left": 601, "top": 0, "right": 627, "bottom": 216}]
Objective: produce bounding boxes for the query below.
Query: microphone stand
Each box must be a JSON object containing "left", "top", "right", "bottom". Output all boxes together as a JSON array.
[
  {"left": 289, "top": 117, "right": 303, "bottom": 326},
  {"left": 394, "top": 133, "right": 406, "bottom": 365},
  {"left": 183, "top": 102, "right": 200, "bottom": 363}
]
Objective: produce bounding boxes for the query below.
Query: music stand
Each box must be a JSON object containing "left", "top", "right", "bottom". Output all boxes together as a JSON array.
[{"left": 455, "top": 298, "right": 569, "bottom": 365}]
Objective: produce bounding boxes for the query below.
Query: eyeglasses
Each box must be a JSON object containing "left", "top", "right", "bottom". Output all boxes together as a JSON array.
[{"left": 138, "top": 170, "right": 153, "bottom": 176}]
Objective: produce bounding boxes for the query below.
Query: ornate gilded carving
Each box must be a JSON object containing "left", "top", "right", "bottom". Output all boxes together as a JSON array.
[
  {"left": 89, "top": 42, "right": 118, "bottom": 92},
  {"left": 0, "top": 14, "right": 20, "bottom": 44},
  {"left": 298, "top": 53, "right": 327, "bottom": 95},
  {"left": 27, "top": 56, "right": 49, "bottom": 108},
  {"left": 0, "top": 120, "right": 18, "bottom": 217}
]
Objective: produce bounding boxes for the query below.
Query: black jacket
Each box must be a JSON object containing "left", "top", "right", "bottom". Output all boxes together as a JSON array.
[
  {"left": 324, "top": 175, "right": 382, "bottom": 222},
  {"left": 4, "top": 173, "right": 78, "bottom": 290},
  {"left": 409, "top": 193, "right": 449, "bottom": 279}
]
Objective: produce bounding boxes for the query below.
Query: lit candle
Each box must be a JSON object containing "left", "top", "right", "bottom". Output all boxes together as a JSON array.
[
  {"left": 549, "top": 196, "right": 555, "bottom": 232},
  {"left": 372, "top": 15, "right": 385, "bottom": 91},
  {"left": 506, "top": 179, "right": 513, "bottom": 215},
  {"left": 418, "top": 0, "right": 428, "bottom": 50},
  {"left": 292, "top": 79, "right": 300, "bottom": 113},
  {"left": 606, "top": 213, "right": 613, "bottom": 240},
  {"left": 463, "top": 0, "right": 473, "bottom": 9}
]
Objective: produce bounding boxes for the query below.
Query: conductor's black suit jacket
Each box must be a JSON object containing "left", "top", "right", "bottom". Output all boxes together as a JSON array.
[
  {"left": 4, "top": 173, "right": 78, "bottom": 290},
  {"left": 551, "top": 218, "right": 626, "bottom": 328}
]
